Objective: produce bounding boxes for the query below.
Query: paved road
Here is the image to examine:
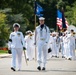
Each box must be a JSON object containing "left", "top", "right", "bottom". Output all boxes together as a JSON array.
[{"left": 0, "top": 53, "right": 76, "bottom": 75}]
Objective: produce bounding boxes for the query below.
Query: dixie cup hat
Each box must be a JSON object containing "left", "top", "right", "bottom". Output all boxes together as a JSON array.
[{"left": 39, "top": 17, "right": 45, "bottom": 20}]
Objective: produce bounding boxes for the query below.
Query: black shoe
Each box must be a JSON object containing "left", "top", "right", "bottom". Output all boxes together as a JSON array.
[
  {"left": 42, "top": 67, "right": 45, "bottom": 70},
  {"left": 37, "top": 66, "right": 41, "bottom": 71},
  {"left": 62, "top": 56, "right": 65, "bottom": 58},
  {"left": 52, "top": 55, "right": 54, "bottom": 57},
  {"left": 55, "top": 56, "right": 59, "bottom": 58},
  {"left": 26, "top": 58, "right": 29, "bottom": 61},
  {"left": 68, "top": 58, "right": 72, "bottom": 60},
  {"left": 11, "top": 67, "right": 16, "bottom": 71}
]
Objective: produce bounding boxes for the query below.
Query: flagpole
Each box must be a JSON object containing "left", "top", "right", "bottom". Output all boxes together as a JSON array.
[
  {"left": 35, "top": 14, "right": 36, "bottom": 30},
  {"left": 56, "top": 23, "right": 58, "bottom": 32},
  {"left": 35, "top": 0, "right": 36, "bottom": 28},
  {"left": 35, "top": 15, "right": 37, "bottom": 61},
  {"left": 34, "top": 0, "right": 37, "bottom": 61},
  {"left": 56, "top": 6, "right": 59, "bottom": 32}
]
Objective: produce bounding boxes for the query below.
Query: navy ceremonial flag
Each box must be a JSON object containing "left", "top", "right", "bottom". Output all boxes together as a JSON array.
[{"left": 35, "top": 1, "right": 44, "bottom": 17}]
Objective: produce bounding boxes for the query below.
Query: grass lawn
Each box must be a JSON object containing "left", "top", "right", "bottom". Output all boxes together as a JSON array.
[{"left": 0, "top": 50, "right": 8, "bottom": 54}]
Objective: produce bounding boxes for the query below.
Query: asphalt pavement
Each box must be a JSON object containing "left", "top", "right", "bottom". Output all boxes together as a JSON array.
[{"left": 0, "top": 53, "right": 76, "bottom": 75}]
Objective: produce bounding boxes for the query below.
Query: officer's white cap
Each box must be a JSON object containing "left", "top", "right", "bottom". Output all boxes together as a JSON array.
[
  {"left": 39, "top": 17, "right": 45, "bottom": 20},
  {"left": 13, "top": 23, "right": 20, "bottom": 28},
  {"left": 26, "top": 30, "right": 32, "bottom": 34}
]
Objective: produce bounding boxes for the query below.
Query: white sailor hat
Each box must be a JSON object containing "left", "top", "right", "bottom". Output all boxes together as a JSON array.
[
  {"left": 13, "top": 23, "right": 20, "bottom": 28},
  {"left": 52, "top": 31, "right": 56, "bottom": 34},
  {"left": 26, "top": 30, "right": 32, "bottom": 34},
  {"left": 39, "top": 17, "right": 45, "bottom": 20},
  {"left": 65, "top": 30, "right": 70, "bottom": 34}
]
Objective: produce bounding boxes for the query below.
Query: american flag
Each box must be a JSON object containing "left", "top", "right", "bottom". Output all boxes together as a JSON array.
[
  {"left": 57, "top": 10, "right": 69, "bottom": 29},
  {"left": 57, "top": 18, "right": 62, "bottom": 29},
  {"left": 57, "top": 18, "right": 69, "bottom": 29}
]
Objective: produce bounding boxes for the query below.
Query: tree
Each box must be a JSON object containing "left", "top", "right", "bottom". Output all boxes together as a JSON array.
[
  {"left": 0, "top": 13, "right": 9, "bottom": 47},
  {"left": 0, "top": 0, "right": 76, "bottom": 32}
]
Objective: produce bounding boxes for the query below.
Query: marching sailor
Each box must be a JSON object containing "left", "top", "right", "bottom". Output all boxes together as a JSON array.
[
  {"left": 8, "top": 23, "right": 25, "bottom": 71},
  {"left": 56, "top": 33, "right": 60, "bottom": 57},
  {"left": 35, "top": 17, "right": 50, "bottom": 71},
  {"left": 24, "top": 31, "right": 34, "bottom": 60}
]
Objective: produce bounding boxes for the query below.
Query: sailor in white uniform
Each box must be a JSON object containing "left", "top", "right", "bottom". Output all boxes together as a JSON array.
[
  {"left": 24, "top": 31, "right": 34, "bottom": 60},
  {"left": 35, "top": 17, "right": 50, "bottom": 71},
  {"left": 60, "top": 33, "right": 65, "bottom": 58},
  {"left": 67, "top": 30, "right": 76, "bottom": 60},
  {"left": 51, "top": 32, "right": 57, "bottom": 57},
  {"left": 8, "top": 23, "right": 25, "bottom": 71},
  {"left": 56, "top": 33, "right": 60, "bottom": 57}
]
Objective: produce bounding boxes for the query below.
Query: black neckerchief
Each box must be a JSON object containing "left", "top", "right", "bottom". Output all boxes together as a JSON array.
[{"left": 40, "top": 24, "right": 44, "bottom": 31}]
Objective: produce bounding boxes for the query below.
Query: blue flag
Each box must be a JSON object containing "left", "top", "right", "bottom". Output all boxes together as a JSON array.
[
  {"left": 35, "top": 1, "right": 44, "bottom": 17},
  {"left": 57, "top": 10, "right": 62, "bottom": 18}
]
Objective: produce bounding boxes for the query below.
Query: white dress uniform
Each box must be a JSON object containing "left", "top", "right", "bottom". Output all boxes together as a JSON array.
[
  {"left": 56, "top": 36, "right": 60, "bottom": 57},
  {"left": 63, "top": 34, "right": 68, "bottom": 58},
  {"left": 70, "top": 34, "right": 75, "bottom": 60},
  {"left": 66, "top": 33, "right": 75, "bottom": 60},
  {"left": 24, "top": 34, "right": 34, "bottom": 60},
  {"left": 8, "top": 31, "right": 25, "bottom": 70},
  {"left": 52, "top": 35, "right": 57, "bottom": 57},
  {"left": 35, "top": 24, "right": 50, "bottom": 68},
  {"left": 60, "top": 35, "right": 65, "bottom": 57}
]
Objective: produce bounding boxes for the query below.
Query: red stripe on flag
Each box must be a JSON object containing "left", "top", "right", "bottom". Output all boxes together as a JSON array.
[{"left": 57, "top": 18, "right": 69, "bottom": 29}]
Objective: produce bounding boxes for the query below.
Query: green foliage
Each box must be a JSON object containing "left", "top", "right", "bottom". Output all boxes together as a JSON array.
[
  {"left": 64, "top": 1, "right": 76, "bottom": 26},
  {"left": 0, "top": 13, "right": 9, "bottom": 47},
  {"left": 7, "top": 13, "right": 27, "bottom": 33},
  {"left": 0, "top": 0, "right": 76, "bottom": 47},
  {"left": 41, "top": 0, "right": 57, "bottom": 29}
]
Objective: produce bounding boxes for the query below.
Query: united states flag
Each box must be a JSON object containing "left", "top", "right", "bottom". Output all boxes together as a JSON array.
[
  {"left": 57, "top": 10, "right": 69, "bottom": 29},
  {"left": 57, "top": 18, "right": 62, "bottom": 29}
]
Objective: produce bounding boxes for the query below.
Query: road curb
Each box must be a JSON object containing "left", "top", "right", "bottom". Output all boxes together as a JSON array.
[{"left": 0, "top": 54, "right": 12, "bottom": 58}]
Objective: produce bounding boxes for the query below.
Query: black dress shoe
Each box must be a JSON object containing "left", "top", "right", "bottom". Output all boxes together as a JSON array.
[
  {"left": 42, "top": 67, "right": 45, "bottom": 70},
  {"left": 55, "top": 56, "right": 59, "bottom": 58},
  {"left": 68, "top": 58, "right": 72, "bottom": 60},
  {"left": 11, "top": 67, "right": 16, "bottom": 71},
  {"left": 37, "top": 66, "right": 41, "bottom": 71},
  {"left": 26, "top": 58, "right": 29, "bottom": 61},
  {"left": 62, "top": 56, "right": 65, "bottom": 58}
]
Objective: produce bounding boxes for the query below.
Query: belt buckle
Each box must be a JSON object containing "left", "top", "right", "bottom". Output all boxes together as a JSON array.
[{"left": 41, "top": 38, "right": 45, "bottom": 40}]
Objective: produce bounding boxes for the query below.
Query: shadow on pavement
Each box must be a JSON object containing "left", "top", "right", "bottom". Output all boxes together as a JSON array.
[{"left": 19, "top": 69, "right": 76, "bottom": 73}]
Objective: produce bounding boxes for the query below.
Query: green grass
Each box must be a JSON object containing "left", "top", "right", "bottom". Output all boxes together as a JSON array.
[{"left": 0, "top": 50, "right": 8, "bottom": 54}]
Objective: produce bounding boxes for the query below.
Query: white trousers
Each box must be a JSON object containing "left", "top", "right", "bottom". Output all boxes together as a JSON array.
[
  {"left": 26, "top": 46, "right": 34, "bottom": 60},
  {"left": 61, "top": 43, "right": 65, "bottom": 56},
  {"left": 52, "top": 43, "right": 57, "bottom": 56},
  {"left": 56, "top": 44, "right": 60, "bottom": 56},
  {"left": 37, "top": 41, "right": 48, "bottom": 67},
  {"left": 11, "top": 48, "right": 23, "bottom": 70}
]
